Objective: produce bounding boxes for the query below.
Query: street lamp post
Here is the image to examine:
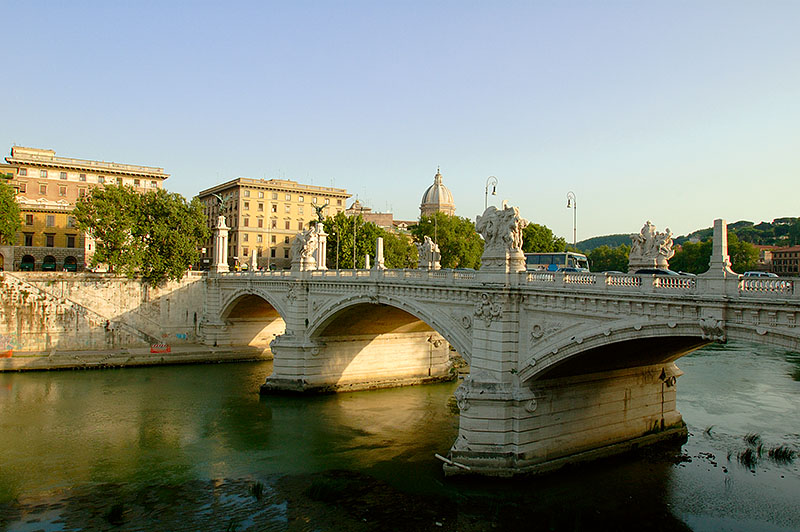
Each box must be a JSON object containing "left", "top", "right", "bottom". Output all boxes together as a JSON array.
[
  {"left": 485, "top": 176, "right": 498, "bottom": 211},
  {"left": 566, "top": 191, "right": 577, "bottom": 247}
]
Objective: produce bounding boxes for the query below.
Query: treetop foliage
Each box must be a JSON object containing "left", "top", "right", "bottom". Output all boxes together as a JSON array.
[
  {"left": 410, "top": 212, "right": 484, "bottom": 269},
  {"left": 74, "top": 185, "right": 209, "bottom": 285},
  {"left": 521, "top": 223, "right": 566, "bottom": 254},
  {"left": 0, "top": 179, "right": 21, "bottom": 246},
  {"left": 322, "top": 212, "right": 416, "bottom": 269}
]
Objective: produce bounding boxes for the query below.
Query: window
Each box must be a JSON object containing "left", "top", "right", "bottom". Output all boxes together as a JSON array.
[
  {"left": 298, "top": 206, "right": 304, "bottom": 215},
  {"left": 258, "top": 203, "right": 264, "bottom": 212},
  {"left": 284, "top": 249, "right": 289, "bottom": 259},
  {"left": 325, "top": 198, "right": 329, "bottom": 204},
  {"left": 59, "top": 186, "right": 67, "bottom": 196},
  {"left": 46, "top": 234, "right": 55, "bottom": 247},
  {"left": 19, "top": 168, "right": 27, "bottom": 176},
  {"left": 243, "top": 233, "right": 249, "bottom": 242},
  {"left": 24, "top": 213, "right": 33, "bottom": 225},
  {"left": 18, "top": 182, "right": 26, "bottom": 193},
  {"left": 46, "top": 215, "right": 55, "bottom": 227},
  {"left": 256, "top": 234, "right": 262, "bottom": 243},
  {"left": 258, "top": 191, "right": 264, "bottom": 198},
  {"left": 40, "top": 170, "right": 47, "bottom": 178},
  {"left": 60, "top": 172, "right": 67, "bottom": 180},
  {"left": 134, "top": 179, "right": 140, "bottom": 186},
  {"left": 79, "top": 173, "right": 87, "bottom": 182},
  {"left": 116, "top": 178, "right": 123, "bottom": 185},
  {"left": 271, "top": 220, "right": 277, "bottom": 229},
  {"left": 39, "top": 184, "right": 47, "bottom": 194},
  {"left": 271, "top": 192, "right": 278, "bottom": 200},
  {"left": 243, "top": 218, "right": 249, "bottom": 227},
  {"left": 285, "top": 194, "right": 291, "bottom": 201},
  {"left": 244, "top": 190, "right": 250, "bottom": 197},
  {"left": 284, "top": 236, "right": 290, "bottom": 244},
  {"left": 298, "top": 195, "right": 304, "bottom": 203},
  {"left": 297, "top": 221, "right": 303, "bottom": 230},
  {"left": 24, "top": 233, "right": 33, "bottom": 246},
  {"left": 150, "top": 181, "right": 158, "bottom": 188},
  {"left": 337, "top": 199, "right": 342, "bottom": 206},
  {"left": 78, "top": 188, "right": 86, "bottom": 197},
  {"left": 243, "top": 201, "right": 249, "bottom": 210},
  {"left": 243, "top": 247, "right": 249, "bottom": 256},
  {"left": 313, "top": 197, "right": 318, "bottom": 204},
  {"left": 98, "top": 176, "right": 105, "bottom": 184},
  {"left": 67, "top": 216, "right": 76, "bottom": 228},
  {"left": 271, "top": 204, "right": 277, "bottom": 213},
  {"left": 284, "top": 205, "right": 290, "bottom": 213},
  {"left": 283, "top": 221, "right": 289, "bottom": 230},
  {"left": 67, "top": 235, "right": 76, "bottom": 248},
  {"left": 271, "top": 235, "right": 276, "bottom": 243},
  {"left": 270, "top": 248, "right": 276, "bottom": 258}
]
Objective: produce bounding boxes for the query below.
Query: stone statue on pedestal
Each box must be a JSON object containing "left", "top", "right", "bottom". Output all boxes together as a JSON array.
[
  {"left": 628, "top": 221, "right": 674, "bottom": 272},
  {"left": 475, "top": 205, "right": 528, "bottom": 272},
  {"left": 290, "top": 228, "right": 318, "bottom": 271},
  {"left": 416, "top": 236, "right": 441, "bottom": 270}
]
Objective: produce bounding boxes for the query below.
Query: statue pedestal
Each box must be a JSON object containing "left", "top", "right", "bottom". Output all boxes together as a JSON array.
[{"left": 480, "top": 249, "right": 526, "bottom": 274}]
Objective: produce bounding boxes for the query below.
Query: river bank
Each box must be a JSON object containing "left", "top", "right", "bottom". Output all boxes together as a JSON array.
[{"left": 0, "top": 344, "right": 270, "bottom": 372}]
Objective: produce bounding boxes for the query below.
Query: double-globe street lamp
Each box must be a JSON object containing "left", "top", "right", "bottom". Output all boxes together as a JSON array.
[{"left": 566, "top": 191, "right": 577, "bottom": 247}]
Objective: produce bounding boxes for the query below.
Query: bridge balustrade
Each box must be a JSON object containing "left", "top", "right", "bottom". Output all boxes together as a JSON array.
[
  {"left": 739, "top": 277, "right": 794, "bottom": 295},
  {"left": 653, "top": 276, "right": 696, "bottom": 290},
  {"left": 563, "top": 273, "right": 597, "bottom": 285}
]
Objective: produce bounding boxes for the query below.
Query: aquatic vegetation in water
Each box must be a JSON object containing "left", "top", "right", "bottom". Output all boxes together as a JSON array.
[
  {"left": 743, "top": 432, "right": 762, "bottom": 447},
  {"left": 767, "top": 445, "right": 796, "bottom": 463},
  {"left": 250, "top": 481, "right": 264, "bottom": 500},
  {"left": 737, "top": 448, "right": 758, "bottom": 470}
]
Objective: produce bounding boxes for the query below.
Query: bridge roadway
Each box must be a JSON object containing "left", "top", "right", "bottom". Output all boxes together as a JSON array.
[{"left": 201, "top": 226, "right": 800, "bottom": 477}]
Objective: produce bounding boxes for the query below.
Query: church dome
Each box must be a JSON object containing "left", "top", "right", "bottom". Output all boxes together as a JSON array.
[{"left": 420, "top": 168, "right": 455, "bottom": 217}]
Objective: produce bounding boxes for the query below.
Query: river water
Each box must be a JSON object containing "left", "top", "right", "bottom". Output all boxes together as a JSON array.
[{"left": 1, "top": 343, "right": 799, "bottom": 531}]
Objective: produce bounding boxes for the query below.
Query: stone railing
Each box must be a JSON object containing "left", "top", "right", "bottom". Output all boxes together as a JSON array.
[
  {"left": 738, "top": 277, "right": 794, "bottom": 295},
  {"left": 214, "top": 267, "right": 798, "bottom": 300}
]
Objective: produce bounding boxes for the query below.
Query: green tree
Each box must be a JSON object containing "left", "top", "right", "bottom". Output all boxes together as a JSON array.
[
  {"left": 587, "top": 244, "right": 630, "bottom": 272},
  {"left": 74, "top": 185, "right": 209, "bottom": 285},
  {"left": 521, "top": 223, "right": 566, "bottom": 254},
  {"left": 669, "top": 234, "right": 758, "bottom": 274},
  {"left": 410, "top": 212, "right": 484, "bottom": 269},
  {"left": 322, "top": 212, "right": 415, "bottom": 269},
  {"left": 0, "top": 180, "right": 21, "bottom": 245}
]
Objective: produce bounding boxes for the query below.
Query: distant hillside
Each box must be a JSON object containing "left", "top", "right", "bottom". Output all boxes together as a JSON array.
[
  {"left": 579, "top": 217, "right": 800, "bottom": 250},
  {"left": 575, "top": 234, "right": 630, "bottom": 252}
]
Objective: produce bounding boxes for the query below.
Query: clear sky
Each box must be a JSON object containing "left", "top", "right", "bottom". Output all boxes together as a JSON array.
[{"left": 3, "top": 1, "right": 798, "bottom": 241}]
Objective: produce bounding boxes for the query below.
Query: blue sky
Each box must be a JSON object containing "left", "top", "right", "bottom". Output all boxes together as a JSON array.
[{"left": 3, "top": 1, "right": 798, "bottom": 241}]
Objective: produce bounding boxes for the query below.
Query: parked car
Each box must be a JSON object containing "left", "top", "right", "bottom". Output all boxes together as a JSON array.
[
  {"left": 635, "top": 268, "right": 679, "bottom": 276},
  {"left": 743, "top": 271, "right": 778, "bottom": 278},
  {"left": 557, "top": 267, "right": 590, "bottom": 273}
]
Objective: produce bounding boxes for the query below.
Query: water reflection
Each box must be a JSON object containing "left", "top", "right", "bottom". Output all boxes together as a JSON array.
[{"left": 0, "top": 341, "right": 798, "bottom": 531}]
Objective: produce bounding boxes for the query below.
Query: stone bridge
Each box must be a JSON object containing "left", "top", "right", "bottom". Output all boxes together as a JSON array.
[{"left": 201, "top": 218, "right": 800, "bottom": 477}]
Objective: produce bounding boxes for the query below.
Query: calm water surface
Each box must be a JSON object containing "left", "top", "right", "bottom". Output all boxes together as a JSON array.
[{"left": 1, "top": 343, "right": 799, "bottom": 531}]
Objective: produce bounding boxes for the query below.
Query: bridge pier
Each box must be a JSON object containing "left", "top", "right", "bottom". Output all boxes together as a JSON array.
[
  {"left": 261, "top": 330, "right": 452, "bottom": 393},
  {"left": 446, "top": 362, "right": 687, "bottom": 476}
]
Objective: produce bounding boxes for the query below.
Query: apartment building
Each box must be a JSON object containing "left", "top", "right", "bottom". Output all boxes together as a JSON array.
[
  {"left": 197, "top": 178, "right": 350, "bottom": 270},
  {"left": 772, "top": 246, "right": 800, "bottom": 276},
  {"left": 3, "top": 146, "right": 169, "bottom": 271}
]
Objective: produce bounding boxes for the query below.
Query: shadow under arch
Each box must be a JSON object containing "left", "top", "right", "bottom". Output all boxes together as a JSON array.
[
  {"left": 308, "top": 294, "right": 472, "bottom": 364},
  {"left": 297, "top": 295, "right": 467, "bottom": 390},
  {"left": 219, "top": 292, "right": 286, "bottom": 350}
]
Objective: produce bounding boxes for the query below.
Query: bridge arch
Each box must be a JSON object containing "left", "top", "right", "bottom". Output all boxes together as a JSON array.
[
  {"left": 308, "top": 293, "right": 472, "bottom": 364},
  {"left": 218, "top": 289, "right": 288, "bottom": 350},
  {"left": 523, "top": 319, "right": 800, "bottom": 383}
]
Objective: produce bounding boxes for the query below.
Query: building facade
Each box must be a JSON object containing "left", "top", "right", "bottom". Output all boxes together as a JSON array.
[
  {"left": 197, "top": 178, "right": 350, "bottom": 270},
  {"left": 771, "top": 246, "right": 800, "bottom": 275},
  {"left": 3, "top": 146, "right": 169, "bottom": 271},
  {"left": 419, "top": 168, "right": 455, "bottom": 217}
]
